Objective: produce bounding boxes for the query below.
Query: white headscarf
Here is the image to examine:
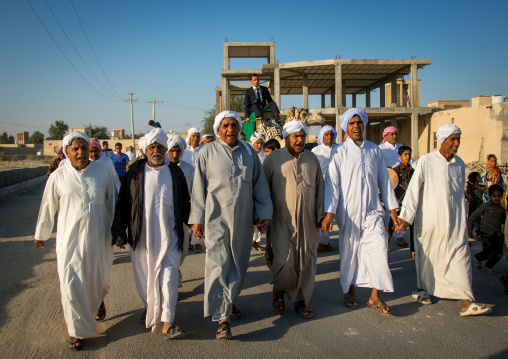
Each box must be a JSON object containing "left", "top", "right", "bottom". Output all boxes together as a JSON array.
[
  {"left": 282, "top": 120, "right": 309, "bottom": 139},
  {"left": 62, "top": 131, "right": 90, "bottom": 155},
  {"left": 144, "top": 128, "right": 168, "bottom": 150},
  {"left": 339, "top": 108, "right": 368, "bottom": 133},
  {"left": 317, "top": 125, "right": 337, "bottom": 146},
  {"left": 138, "top": 136, "right": 146, "bottom": 154},
  {"left": 213, "top": 110, "right": 251, "bottom": 155},
  {"left": 250, "top": 131, "right": 266, "bottom": 143},
  {"left": 186, "top": 127, "right": 202, "bottom": 146},
  {"left": 213, "top": 110, "right": 243, "bottom": 137},
  {"left": 167, "top": 134, "right": 187, "bottom": 152},
  {"left": 436, "top": 124, "right": 462, "bottom": 144}
]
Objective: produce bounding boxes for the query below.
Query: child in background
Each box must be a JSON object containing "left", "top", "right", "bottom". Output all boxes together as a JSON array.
[
  {"left": 466, "top": 172, "right": 484, "bottom": 240},
  {"left": 468, "top": 184, "right": 506, "bottom": 275},
  {"left": 393, "top": 146, "right": 415, "bottom": 258},
  {"left": 263, "top": 139, "right": 281, "bottom": 156},
  {"left": 483, "top": 154, "right": 504, "bottom": 201}
]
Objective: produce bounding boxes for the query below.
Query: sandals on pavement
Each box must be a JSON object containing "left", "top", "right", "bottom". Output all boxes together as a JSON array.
[
  {"left": 294, "top": 300, "right": 314, "bottom": 319},
  {"left": 473, "top": 255, "right": 482, "bottom": 269},
  {"left": 231, "top": 304, "right": 241, "bottom": 320},
  {"left": 272, "top": 289, "right": 285, "bottom": 314},
  {"left": 216, "top": 321, "right": 232, "bottom": 340},
  {"left": 164, "top": 325, "right": 185, "bottom": 339},
  {"left": 412, "top": 290, "right": 432, "bottom": 305},
  {"left": 460, "top": 302, "right": 492, "bottom": 317},
  {"left": 252, "top": 242, "right": 265, "bottom": 251},
  {"left": 367, "top": 298, "right": 392, "bottom": 315},
  {"left": 68, "top": 337, "right": 82, "bottom": 350},
  {"left": 396, "top": 238, "right": 408, "bottom": 247},
  {"left": 344, "top": 293, "right": 358, "bottom": 309},
  {"left": 194, "top": 244, "right": 202, "bottom": 253},
  {"left": 483, "top": 266, "right": 496, "bottom": 275},
  {"left": 95, "top": 301, "right": 106, "bottom": 321}
]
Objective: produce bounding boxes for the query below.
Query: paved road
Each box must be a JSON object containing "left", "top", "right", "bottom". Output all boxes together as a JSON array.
[{"left": 0, "top": 182, "right": 507, "bottom": 358}]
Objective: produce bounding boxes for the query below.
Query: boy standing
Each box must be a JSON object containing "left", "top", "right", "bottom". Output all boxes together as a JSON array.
[{"left": 468, "top": 184, "right": 506, "bottom": 275}]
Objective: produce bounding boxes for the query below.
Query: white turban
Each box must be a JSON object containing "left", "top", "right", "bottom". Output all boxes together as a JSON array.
[
  {"left": 185, "top": 127, "right": 202, "bottom": 146},
  {"left": 167, "top": 134, "right": 187, "bottom": 152},
  {"left": 318, "top": 125, "right": 337, "bottom": 146},
  {"left": 62, "top": 131, "right": 90, "bottom": 155},
  {"left": 339, "top": 108, "right": 368, "bottom": 133},
  {"left": 213, "top": 110, "right": 242, "bottom": 137},
  {"left": 250, "top": 131, "right": 266, "bottom": 143},
  {"left": 138, "top": 136, "right": 146, "bottom": 154},
  {"left": 436, "top": 124, "right": 462, "bottom": 144},
  {"left": 144, "top": 128, "right": 168, "bottom": 150},
  {"left": 282, "top": 120, "right": 309, "bottom": 139}
]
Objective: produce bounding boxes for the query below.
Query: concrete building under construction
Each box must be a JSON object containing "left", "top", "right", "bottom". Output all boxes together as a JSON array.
[{"left": 216, "top": 41, "right": 431, "bottom": 158}]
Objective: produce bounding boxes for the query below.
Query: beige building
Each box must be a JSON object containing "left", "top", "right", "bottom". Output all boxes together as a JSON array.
[
  {"left": 69, "top": 128, "right": 92, "bottom": 137},
  {"left": 417, "top": 96, "right": 508, "bottom": 164},
  {"left": 16, "top": 131, "right": 29, "bottom": 145},
  {"left": 427, "top": 100, "right": 469, "bottom": 110}
]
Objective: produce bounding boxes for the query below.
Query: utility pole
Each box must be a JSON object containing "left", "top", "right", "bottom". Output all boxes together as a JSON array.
[
  {"left": 185, "top": 122, "right": 191, "bottom": 132},
  {"left": 124, "top": 93, "right": 138, "bottom": 149},
  {"left": 147, "top": 99, "right": 161, "bottom": 124}
]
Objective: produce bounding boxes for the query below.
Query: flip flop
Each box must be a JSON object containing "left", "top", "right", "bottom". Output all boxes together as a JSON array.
[
  {"left": 460, "top": 303, "right": 492, "bottom": 317},
  {"left": 412, "top": 290, "right": 432, "bottom": 305},
  {"left": 216, "top": 321, "right": 232, "bottom": 340},
  {"left": 95, "top": 301, "right": 106, "bottom": 321},
  {"left": 294, "top": 300, "right": 314, "bottom": 319},
  {"left": 68, "top": 337, "right": 82, "bottom": 350},
  {"left": 272, "top": 289, "right": 285, "bottom": 314},
  {"left": 367, "top": 298, "right": 392, "bottom": 315},
  {"left": 164, "top": 325, "right": 185, "bottom": 339}
]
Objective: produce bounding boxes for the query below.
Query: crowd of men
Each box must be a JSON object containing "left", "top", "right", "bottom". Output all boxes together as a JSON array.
[{"left": 34, "top": 108, "right": 494, "bottom": 350}]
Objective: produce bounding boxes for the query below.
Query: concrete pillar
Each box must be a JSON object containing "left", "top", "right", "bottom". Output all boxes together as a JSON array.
[
  {"left": 303, "top": 74, "right": 309, "bottom": 109},
  {"left": 366, "top": 90, "right": 371, "bottom": 107},
  {"left": 321, "top": 94, "right": 326, "bottom": 108},
  {"left": 221, "top": 76, "right": 230, "bottom": 110},
  {"left": 411, "top": 112, "right": 419, "bottom": 158},
  {"left": 335, "top": 63, "right": 343, "bottom": 108},
  {"left": 352, "top": 94, "right": 356, "bottom": 107},
  {"left": 380, "top": 84, "right": 386, "bottom": 107},
  {"left": 215, "top": 89, "right": 221, "bottom": 115},
  {"left": 224, "top": 43, "right": 230, "bottom": 70},
  {"left": 274, "top": 67, "right": 281, "bottom": 109},
  {"left": 335, "top": 113, "right": 342, "bottom": 143},
  {"left": 391, "top": 78, "right": 397, "bottom": 107},
  {"left": 269, "top": 44, "right": 275, "bottom": 64},
  {"left": 342, "top": 80, "right": 347, "bottom": 107},
  {"left": 331, "top": 88, "right": 335, "bottom": 107},
  {"left": 410, "top": 63, "right": 418, "bottom": 108}
]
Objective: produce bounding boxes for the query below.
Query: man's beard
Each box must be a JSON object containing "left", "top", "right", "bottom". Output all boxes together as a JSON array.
[{"left": 149, "top": 153, "right": 164, "bottom": 166}]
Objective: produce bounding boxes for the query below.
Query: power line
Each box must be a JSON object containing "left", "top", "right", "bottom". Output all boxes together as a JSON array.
[
  {"left": 43, "top": 0, "right": 122, "bottom": 100},
  {"left": 0, "top": 120, "right": 50, "bottom": 131},
  {"left": 25, "top": 0, "right": 120, "bottom": 102},
  {"left": 69, "top": 0, "right": 122, "bottom": 100}
]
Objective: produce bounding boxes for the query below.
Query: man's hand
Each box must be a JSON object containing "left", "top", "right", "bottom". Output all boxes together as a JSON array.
[
  {"left": 321, "top": 213, "right": 334, "bottom": 235},
  {"left": 190, "top": 224, "right": 205, "bottom": 239},
  {"left": 390, "top": 209, "right": 400, "bottom": 229},
  {"left": 256, "top": 219, "right": 271, "bottom": 234},
  {"left": 34, "top": 239, "right": 44, "bottom": 251},
  {"left": 395, "top": 217, "right": 410, "bottom": 233}
]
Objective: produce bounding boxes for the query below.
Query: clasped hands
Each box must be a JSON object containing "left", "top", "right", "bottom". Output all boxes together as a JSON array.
[{"left": 320, "top": 210, "right": 410, "bottom": 234}]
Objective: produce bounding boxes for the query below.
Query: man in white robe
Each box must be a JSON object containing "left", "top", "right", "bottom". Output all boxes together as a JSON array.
[
  {"left": 397, "top": 124, "right": 492, "bottom": 316},
  {"left": 189, "top": 110, "right": 272, "bottom": 339},
  {"left": 180, "top": 127, "right": 203, "bottom": 168},
  {"left": 89, "top": 137, "right": 121, "bottom": 191},
  {"left": 34, "top": 132, "right": 117, "bottom": 350},
  {"left": 111, "top": 128, "right": 191, "bottom": 338},
  {"left": 312, "top": 125, "right": 339, "bottom": 253},
  {"left": 322, "top": 109, "right": 398, "bottom": 314},
  {"left": 250, "top": 130, "right": 267, "bottom": 251}
]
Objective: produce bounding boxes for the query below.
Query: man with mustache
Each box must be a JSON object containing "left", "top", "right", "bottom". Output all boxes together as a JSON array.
[
  {"left": 322, "top": 108, "right": 399, "bottom": 314},
  {"left": 111, "top": 128, "right": 191, "bottom": 338},
  {"left": 34, "top": 132, "right": 117, "bottom": 350},
  {"left": 263, "top": 120, "right": 325, "bottom": 319},
  {"left": 396, "top": 124, "right": 492, "bottom": 316},
  {"left": 181, "top": 127, "right": 203, "bottom": 168},
  {"left": 189, "top": 110, "right": 272, "bottom": 339}
]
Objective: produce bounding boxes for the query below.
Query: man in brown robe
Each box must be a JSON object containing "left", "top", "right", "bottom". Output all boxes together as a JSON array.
[{"left": 263, "top": 120, "right": 325, "bottom": 319}]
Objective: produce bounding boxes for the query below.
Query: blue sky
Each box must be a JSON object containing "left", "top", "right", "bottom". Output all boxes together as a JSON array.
[{"left": 1, "top": 0, "right": 507, "bottom": 137}]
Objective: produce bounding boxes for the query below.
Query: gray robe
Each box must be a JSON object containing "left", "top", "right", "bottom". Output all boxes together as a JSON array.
[
  {"left": 264, "top": 148, "right": 325, "bottom": 303},
  {"left": 189, "top": 139, "right": 272, "bottom": 318}
]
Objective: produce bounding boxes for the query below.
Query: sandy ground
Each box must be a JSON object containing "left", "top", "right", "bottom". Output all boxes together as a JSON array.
[
  {"left": 0, "top": 158, "right": 53, "bottom": 170},
  {"left": 1, "top": 182, "right": 507, "bottom": 358}
]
